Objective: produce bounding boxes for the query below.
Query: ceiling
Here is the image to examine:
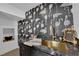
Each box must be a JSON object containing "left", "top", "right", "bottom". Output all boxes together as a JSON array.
[
  {"left": 0, "top": 11, "right": 23, "bottom": 21},
  {"left": 0, "top": 3, "right": 40, "bottom": 21},
  {"left": 9, "top": 3, "right": 40, "bottom": 13}
]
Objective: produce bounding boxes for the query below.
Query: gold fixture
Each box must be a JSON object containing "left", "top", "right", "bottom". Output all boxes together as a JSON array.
[
  {"left": 63, "top": 27, "right": 77, "bottom": 45},
  {"left": 42, "top": 40, "right": 59, "bottom": 49}
]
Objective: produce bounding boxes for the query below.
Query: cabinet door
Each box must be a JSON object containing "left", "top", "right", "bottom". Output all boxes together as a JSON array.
[
  {"left": 19, "top": 43, "right": 32, "bottom": 56},
  {"left": 24, "top": 45, "right": 32, "bottom": 56},
  {"left": 31, "top": 47, "right": 50, "bottom": 56},
  {"left": 19, "top": 44, "right": 25, "bottom": 56}
]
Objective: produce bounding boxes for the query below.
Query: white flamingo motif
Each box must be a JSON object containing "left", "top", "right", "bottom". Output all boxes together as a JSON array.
[
  {"left": 64, "top": 15, "right": 70, "bottom": 27},
  {"left": 55, "top": 18, "right": 63, "bottom": 27}
]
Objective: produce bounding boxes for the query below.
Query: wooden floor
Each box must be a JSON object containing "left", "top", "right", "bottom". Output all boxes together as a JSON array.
[{"left": 2, "top": 48, "right": 20, "bottom": 56}]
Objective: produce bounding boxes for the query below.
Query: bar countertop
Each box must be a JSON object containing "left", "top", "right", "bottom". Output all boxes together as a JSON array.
[{"left": 23, "top": 40, "right": 79, "bottom": 56}]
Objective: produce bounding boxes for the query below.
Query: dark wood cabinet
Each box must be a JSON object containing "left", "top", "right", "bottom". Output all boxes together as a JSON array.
[
  {"left": 19, "top": 43, "right": 52, "bottom": 56},
  {"left": 31, "top": 47, "right": 51, "bottom": 56},
  {"left": 19, "top": 43, "right": 32, "bottom": 56}
]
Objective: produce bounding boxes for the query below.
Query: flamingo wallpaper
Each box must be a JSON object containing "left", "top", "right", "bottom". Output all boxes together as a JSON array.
[{"left": 18, "top": 3, "right": 73, "bottom": 43}]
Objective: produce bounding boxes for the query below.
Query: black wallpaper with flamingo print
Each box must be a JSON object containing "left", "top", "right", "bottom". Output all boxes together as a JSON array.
[{"left": 18, "top": 3, "right": 73, "bottom": 43}]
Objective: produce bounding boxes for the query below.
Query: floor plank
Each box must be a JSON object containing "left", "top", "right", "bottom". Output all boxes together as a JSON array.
[{"left": 2, "top": 48, "right": 19, "bottom": 56}]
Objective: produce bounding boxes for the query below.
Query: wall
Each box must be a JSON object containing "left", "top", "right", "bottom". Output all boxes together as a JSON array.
[
  {"left": 72, "top": 4, "right": 79, "bottom": 38},
  {"left": 0, "top": 17, "right": 18, "bottom": 55}
]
